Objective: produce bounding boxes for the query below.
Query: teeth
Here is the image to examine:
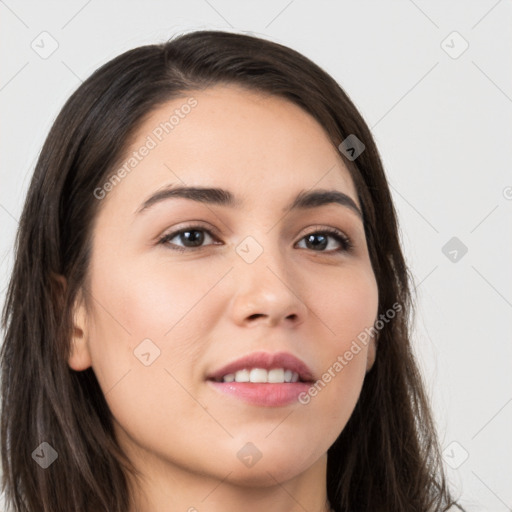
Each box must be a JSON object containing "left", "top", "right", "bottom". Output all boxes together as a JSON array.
[
  {"left": 268, "top": 368, "right": 284, "bottom": 383},
  {"left": 249, "top": 368, "right": 267, "bottom": 383},
  {"left": 234, "top": 369, "right": 250, "bottom": 382},
  {"left": 222, "top": 368, "right": 300, "bottom": 383}
]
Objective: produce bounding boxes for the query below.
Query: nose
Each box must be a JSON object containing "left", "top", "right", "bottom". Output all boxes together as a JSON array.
[{"left": 228, "top": 245, "right": 308, "bottom": 329}]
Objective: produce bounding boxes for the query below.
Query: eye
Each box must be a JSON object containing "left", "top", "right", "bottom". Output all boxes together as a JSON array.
[
  {"left": 158, "top": 225, "right": 219, "bottom": 252},
  {"left": 295, "top": 228, "right": 353, "bottom": 253},
  {"left": 158, "top": 225, "right": 353, "bottom": 254}
]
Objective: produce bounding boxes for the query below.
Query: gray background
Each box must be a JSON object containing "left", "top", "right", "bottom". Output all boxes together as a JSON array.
[{"left": 1, "top": 1, "right": 511, "bottom": 510}]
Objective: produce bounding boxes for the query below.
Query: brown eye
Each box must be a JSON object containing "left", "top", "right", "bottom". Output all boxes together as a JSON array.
[
  {"left": 158, "top": 226, "right": 218, "bottom": 252},
  {"left": 296, "top": 229, "right": 353, "bottom": 253}
]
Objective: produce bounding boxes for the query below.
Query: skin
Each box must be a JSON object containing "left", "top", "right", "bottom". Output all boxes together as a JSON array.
[{"left": 68, "top": 85, "right": 379, "bottom": 512}]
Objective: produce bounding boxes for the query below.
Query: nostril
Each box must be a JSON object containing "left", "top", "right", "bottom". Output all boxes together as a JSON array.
[{"left": 248, "top": 313, "right": 265, "bottom": 320}]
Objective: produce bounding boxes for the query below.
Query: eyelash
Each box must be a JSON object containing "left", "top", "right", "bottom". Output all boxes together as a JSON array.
[{"left": 157, "top": 224, "right": 354, "bottom": 254}]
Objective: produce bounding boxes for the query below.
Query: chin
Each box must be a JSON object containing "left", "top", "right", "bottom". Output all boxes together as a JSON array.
[
  {"left": 223, "top": 460, "right": 308, "bottom": 487},
  {"left": 213, "top": 443, "right": 321, "bottom": 488}
]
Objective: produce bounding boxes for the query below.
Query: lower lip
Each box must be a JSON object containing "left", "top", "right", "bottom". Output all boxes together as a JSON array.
[{"left": 207, "top": 380, "right": 311, "bottom": 407}]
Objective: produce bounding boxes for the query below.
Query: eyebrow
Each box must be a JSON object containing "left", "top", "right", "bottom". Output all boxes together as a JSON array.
[{"left": 135, "top": 185, "right": 363, "bottom": 219}]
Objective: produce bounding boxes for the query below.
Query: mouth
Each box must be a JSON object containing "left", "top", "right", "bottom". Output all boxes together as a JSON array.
[
  {"left": 208, "top": 368, "right": 310, "bottom": 384},
  {"left": 206, "top": 350, "right": 315, "bottom": 383},
  {"left": 206, "top": 351, "right": 315, "bottom": 407}
]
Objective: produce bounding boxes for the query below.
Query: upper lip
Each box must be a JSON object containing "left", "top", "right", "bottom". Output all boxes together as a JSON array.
[{"left": 206, "top": 351, "right": 315, "bottom": 382}]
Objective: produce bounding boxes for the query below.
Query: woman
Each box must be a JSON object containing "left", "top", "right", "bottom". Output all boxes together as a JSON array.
[{"left": 0, "top": 30, "right": 464, "bottom": 511}]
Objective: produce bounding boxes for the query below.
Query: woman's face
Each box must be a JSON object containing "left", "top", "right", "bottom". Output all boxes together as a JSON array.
[{"left": 69, "top": 85, "right": 378, "bottom": 492}]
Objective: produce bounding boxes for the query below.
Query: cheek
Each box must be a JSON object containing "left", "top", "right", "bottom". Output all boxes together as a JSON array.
[
  {"left": 85, "top": 256, "right": 228, "bottom": 442},
  {"left": 89, "top": 251, "right": 229, "bottom": 338},
  {"left": 298, "top": 264, "right": 378, "bottom": 420},
  {"left": 305, "top": 262, "right": 379, "bottom": 348},
  {"left": 85, "top": 251, "right": 236, "bottom": 404}
]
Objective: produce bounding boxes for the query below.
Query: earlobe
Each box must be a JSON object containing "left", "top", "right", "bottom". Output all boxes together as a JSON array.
[{"left": 68, "top": 289, "right": 93, "bottom": 372}]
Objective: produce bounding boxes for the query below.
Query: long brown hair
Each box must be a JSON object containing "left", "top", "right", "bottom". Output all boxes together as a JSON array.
[{"left": 1, "top": 30, "right": 463, "bottom": 511}]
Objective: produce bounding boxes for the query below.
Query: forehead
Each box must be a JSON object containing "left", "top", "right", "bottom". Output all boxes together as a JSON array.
[{"left": 99, "top": 84, "right": 358, "bottom": 215}]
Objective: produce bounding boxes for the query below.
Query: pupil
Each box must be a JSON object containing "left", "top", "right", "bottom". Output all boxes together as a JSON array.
[
  {"left": 182, "top": 230, "right": 204, "bottom": 246},
  {"left": 306, "top": 234, "right": 327, "bottom": 250}
]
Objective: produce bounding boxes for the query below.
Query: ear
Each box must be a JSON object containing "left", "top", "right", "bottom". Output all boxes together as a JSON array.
[
  {"left": 68, "top": 291, "right": 93, "bottom": 371},
  {"left": 365, "top": 333, "right": 378, "bottom": 373},
  {"left": 54, "top": 275, "right": 92, "bottom": 372}
]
